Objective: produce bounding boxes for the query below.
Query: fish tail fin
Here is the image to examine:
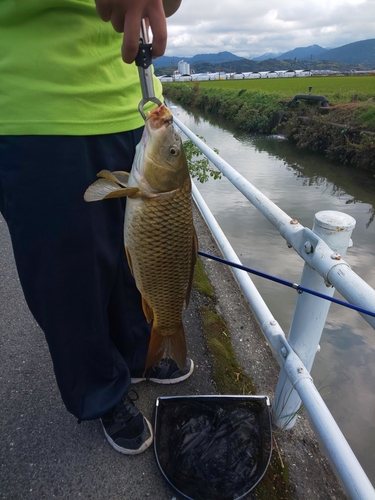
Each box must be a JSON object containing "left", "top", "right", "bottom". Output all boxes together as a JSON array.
[{"left": 144, "top": 323, "right": 187, "bottom": 373}]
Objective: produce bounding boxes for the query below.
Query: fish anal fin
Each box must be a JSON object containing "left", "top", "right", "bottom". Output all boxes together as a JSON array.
[
  {"left": 141, "top": 297, "right": 154, "bottom": 323},
  {"left": 185, "top": 228, "right": 199, "bottom": 308},
  {"left": 125, "top": 246, "right": 134, "bottom": 277},
  {"left": 144, "top": 323, "right": 187, "bottom": 372},
  {"left": 124, "top": 248, "right": 153, "bottom": 322}
]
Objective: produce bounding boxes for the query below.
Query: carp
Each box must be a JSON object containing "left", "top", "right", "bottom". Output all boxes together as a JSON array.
[{"left": 84, "top": 104, "right": 198, "bottom": 371}]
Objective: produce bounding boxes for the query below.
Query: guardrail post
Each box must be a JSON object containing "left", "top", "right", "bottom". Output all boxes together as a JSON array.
[{"left": 273, "top": 210, "right": 356, "bottom": 429}]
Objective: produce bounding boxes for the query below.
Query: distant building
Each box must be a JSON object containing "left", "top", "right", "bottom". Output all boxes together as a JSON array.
[
  {"left": 158, "top": 68, "right": 316, "bottom": 84},
  {"left": 178, "top": 60, "right": 190, "bottom": 75}
]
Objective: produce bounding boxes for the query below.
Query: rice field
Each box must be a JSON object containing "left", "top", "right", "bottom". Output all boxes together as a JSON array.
[{"left": 196, "top": 75, "right": 375, "bottom": 104}]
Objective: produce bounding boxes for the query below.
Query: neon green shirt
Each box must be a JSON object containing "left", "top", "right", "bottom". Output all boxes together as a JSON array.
[{"left": 0, "top": 0, "right": 163, "bottom": 135}]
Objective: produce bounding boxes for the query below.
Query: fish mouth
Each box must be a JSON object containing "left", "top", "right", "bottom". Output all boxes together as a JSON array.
[{"left": 146, "top": 104, "right": 173, "bottom": 130}]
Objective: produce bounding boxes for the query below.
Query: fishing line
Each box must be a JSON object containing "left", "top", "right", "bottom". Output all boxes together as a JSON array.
[{"left": 198, "top": 250, "right": 375, "bottom": 318}]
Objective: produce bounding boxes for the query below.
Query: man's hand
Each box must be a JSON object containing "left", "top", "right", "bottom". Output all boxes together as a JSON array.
[{"left": 95, "top": 0, "right": 181, "bottom": 63}]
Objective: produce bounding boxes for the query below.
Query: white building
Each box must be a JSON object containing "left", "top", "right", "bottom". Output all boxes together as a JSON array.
[
  {"left": 191, "top": 73, "right": 210, "bottom": 81},
  {"left": 243, "top": 72, "right": 261, "bottom": 79},
  {"left": 178, "top": 60, "right": 190, "bottom": 75},
  {"left": 295, "top": 69, "right": 312, "bottom": 77}
]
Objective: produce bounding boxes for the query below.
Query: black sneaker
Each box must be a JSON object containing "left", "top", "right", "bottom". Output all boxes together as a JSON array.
[
  {"left": 132, "top": 358, "right": 194, "bottom": 385},
  {"left": 101, "top": 390, "right": 153, "bottom": 455}
]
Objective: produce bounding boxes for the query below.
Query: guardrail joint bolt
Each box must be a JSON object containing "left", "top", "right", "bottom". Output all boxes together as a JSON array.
[
  {"left": 331, "top": 252, "right": 342, "bottom": 260},
  {"left": 304, "top": 241, "right": 313, "bottom": 254}
]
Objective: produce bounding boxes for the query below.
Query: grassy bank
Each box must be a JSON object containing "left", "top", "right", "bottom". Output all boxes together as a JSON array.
[
  {"left": 163, "top": 76, "right": 375, "bottom": 174},
  {"left": 193, "top": 257, "right": 291, "bottom": 499}
]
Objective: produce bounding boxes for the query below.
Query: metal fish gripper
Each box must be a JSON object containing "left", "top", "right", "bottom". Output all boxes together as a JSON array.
[{"left": 136, "top": 19, "right": 162, "bottom": 120}]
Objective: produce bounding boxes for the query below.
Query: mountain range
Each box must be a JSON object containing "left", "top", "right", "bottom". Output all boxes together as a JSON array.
[
  {"left": 252, "top": 44, "right": 327, "bottom": 61},
  {"left": 153, "top": 51, "right": 244, "bottom": 67},
  {"left": 153, "top": 39, "right": 375, "bottom": 69}
]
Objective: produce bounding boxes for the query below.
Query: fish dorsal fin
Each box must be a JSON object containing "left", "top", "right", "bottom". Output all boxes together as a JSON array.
[
  {"left": 185, "top": 227, "right": 199, "bottom": 308},
  {"left": 96, "top": 170, "right": 129, "bottom": 187},
  {"left": 84, "top": 179, "right": 141, "bottom": 201}
]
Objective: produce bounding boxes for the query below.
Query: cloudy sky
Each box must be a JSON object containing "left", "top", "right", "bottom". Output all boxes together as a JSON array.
[{"left": 164, "top": 0, "right": 375, "bottom": 58}]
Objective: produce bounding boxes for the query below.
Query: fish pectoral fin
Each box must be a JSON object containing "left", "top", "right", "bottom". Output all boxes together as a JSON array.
[
  {"left": 141, "top": 297, "right": 154, "bottom": 323},
  {"left": 144, "top": 323, "right": 187, "bottom": 372},
  {"left": 111, "top": 171, "right": 130, "bottom": 187},
  {"left": 97, "top": 170, "right": 120, "bottom": 183},
  {"left": 185, "top": 228, "right": 199, "bottom": 308},
  {"left": 96, "top": 169, "right": 128, "bottom": 187},
  {"left": 84, "top": 179, "right": 140, "bottom": 201},
  {"left": 102, "top": 187, "right": 140, "bottom": 199},
  {"left": 124, "top": 188, "right": 142, "bottom": 199}
]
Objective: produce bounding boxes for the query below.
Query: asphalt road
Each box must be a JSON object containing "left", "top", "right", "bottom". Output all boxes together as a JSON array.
[
  {"left": 0, "top": 210, "right": 219, "bottom": 500},
  {"left": 0, "top": 209, "right": 346, "bottom": 500}
]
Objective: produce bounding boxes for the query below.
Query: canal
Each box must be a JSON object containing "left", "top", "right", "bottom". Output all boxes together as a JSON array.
[{"left": 171, "top": 102, "right": 375, "bottom": 486}]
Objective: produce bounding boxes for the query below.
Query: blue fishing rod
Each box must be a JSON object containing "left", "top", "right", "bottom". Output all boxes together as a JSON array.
[{"left": 198, "top": 250, "right": 375, "bottom": 318}]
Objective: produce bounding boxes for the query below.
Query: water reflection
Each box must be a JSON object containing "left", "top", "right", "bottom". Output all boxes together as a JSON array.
[
  {"left": 251, "top": 136, "right": 375, "bottom": 228},
  {"left": 175, "top": 102, "right": 375, "bottom": 225},
  {"left": 171, "top": 102, "right": 375, "bottom": 485}
]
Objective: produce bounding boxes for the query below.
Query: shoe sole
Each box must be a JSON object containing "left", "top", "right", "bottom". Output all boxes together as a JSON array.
[
  {"left": 102, "top": 417, "right": 153, "bottom": 455},
  {"left": 131, "top": 359, "right": 194, "bottom": 385}
]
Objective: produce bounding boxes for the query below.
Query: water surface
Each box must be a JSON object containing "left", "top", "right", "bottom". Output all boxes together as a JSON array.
[{"left": 172, "top": 103, "right": 375, "bottom": 485}]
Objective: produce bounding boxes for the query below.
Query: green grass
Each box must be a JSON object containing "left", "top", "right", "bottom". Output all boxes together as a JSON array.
[
  {"left": 193, "top": 262, "right": 291, "bottom": 499},
  {"left": 190, "top": 75, "right": 375, "bottom": 104},
  {"left": 164, "top": 75, "right": 375, "bottom": 172},
  {"left": 193, "top": 258, "right": 215, "bottom": 297}
]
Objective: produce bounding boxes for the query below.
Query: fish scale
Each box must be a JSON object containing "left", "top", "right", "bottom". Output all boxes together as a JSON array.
[
  {"left": 84, "top": 103, "right": 197, "bottom": 371},
  {"left": 125, "top": 178, "right": 194, "bottom": 339}
]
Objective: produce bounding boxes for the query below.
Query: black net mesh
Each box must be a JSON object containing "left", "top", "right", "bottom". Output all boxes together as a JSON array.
[{"left": 154, "top": 396, "right": 272, "bottom": 500}]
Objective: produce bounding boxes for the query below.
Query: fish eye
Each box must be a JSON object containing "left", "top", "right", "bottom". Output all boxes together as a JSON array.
[{"left": 170, "top": 146, "right": 180, "bottom": 156}]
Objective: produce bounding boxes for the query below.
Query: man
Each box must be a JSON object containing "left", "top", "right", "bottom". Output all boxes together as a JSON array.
[{"left": 0, "top": 0, "right": 192, "bottom": 455}]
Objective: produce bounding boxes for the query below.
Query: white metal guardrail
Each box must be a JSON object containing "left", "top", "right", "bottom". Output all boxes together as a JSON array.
[{"left": 173, "top": 113, "right": 375, "bottom": 499}]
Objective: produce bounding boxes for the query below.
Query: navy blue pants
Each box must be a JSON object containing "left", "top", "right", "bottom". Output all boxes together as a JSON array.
[{"left": 0, "top": 131, "right": 151, "bottom": 420}]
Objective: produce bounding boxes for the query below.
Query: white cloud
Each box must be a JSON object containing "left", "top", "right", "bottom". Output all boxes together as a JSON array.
[{"left": 164, "top": 0, "right": 375, "bottom": 57}]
